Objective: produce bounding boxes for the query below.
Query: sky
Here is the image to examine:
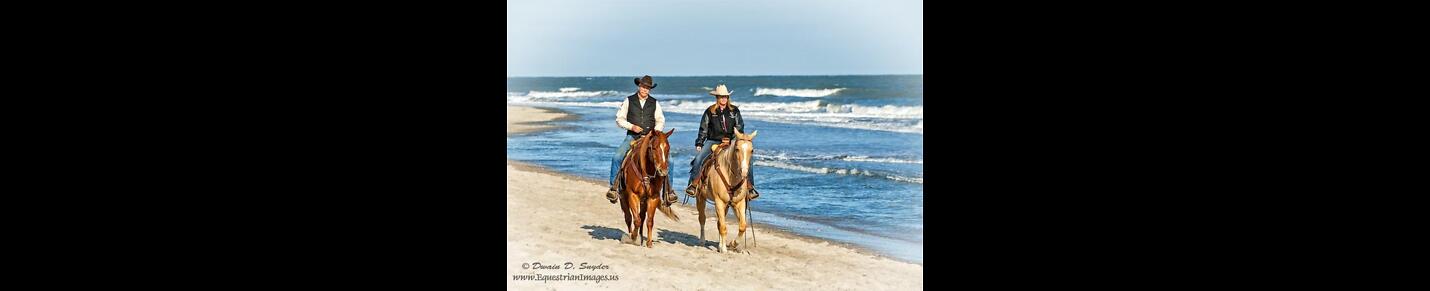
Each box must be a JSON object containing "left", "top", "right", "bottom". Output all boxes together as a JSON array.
[{"left": 507, "top": 0, "right": 922, "bottom": 77}]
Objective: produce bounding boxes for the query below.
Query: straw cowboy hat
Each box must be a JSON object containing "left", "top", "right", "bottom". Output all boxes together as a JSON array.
[
  {"left": 709, "top": 84, "right": 732, "bottom": 96},
  {"left": 634, "top": 75, "right": 657, "bottom": 89}
]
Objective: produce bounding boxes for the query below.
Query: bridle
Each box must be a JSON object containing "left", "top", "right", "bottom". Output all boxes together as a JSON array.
[
  {"left": 622, "top": 132, "right": 669, "bottom": 196},
  {"left": 710, "top": 138, "right": 752, "bottom": 201}
]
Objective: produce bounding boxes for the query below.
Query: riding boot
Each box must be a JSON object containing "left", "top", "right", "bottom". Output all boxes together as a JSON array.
[
  {"left": 747, "top": 166, "right": 759, "bottom": 200},
  {"left": 605, "top": 184, "right": 619, "bottom": 204},
  {"left": 684, "top": 182, "right": 698, "bottom": 197},
  {"left": 663, "top": 190, "right": 677, "bottom": 207}
]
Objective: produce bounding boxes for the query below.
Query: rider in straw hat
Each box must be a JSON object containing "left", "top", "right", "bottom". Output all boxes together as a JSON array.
[
  {"left": 605, "top": 75, "right": 679, "bottom": 206},
  {"left": 685, "top": 84, "right": 760, "bottom": 200}
]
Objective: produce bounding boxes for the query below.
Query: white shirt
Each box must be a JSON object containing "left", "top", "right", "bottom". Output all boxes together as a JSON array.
[{"left": 615, "top": 95, "right": 664, "bottom": 132}]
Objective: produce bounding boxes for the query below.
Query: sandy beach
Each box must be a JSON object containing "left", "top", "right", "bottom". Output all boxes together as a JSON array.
[
  {"left": 507, "top": 105, "right": 923, "bottom": 290},
  {"left": 507, "top": 106, "right": 576, "bottom": 134}
]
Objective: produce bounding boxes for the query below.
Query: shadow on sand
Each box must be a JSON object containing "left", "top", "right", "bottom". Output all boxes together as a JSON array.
[
  {"left": 581, "top": 225, "right": 626, "bottom": 242},
  {"left": 657, "top": 228, "right": 710, "bottom": 249},
  {"left": 584, "top": 225, "right": 713, "bottom": 249}
]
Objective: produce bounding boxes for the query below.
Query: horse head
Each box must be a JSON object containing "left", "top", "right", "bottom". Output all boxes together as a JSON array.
[
  {"left": 733, "top": 130, "right": 758, "bottom": 180},
  {"left": 648, "top": 129, "right": 674, "bottom": 176}
]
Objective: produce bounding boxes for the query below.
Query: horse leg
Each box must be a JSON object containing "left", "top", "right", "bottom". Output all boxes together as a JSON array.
[
  {"left": 732, "top": 199, "right": 748, "bottom": 253},
  {"left": 626, "top": 190, "right": 643, "bottom": 244},
  {"left": 696, "top": 189, "right": 707, "bottom": 246},
  {"left": 714, "top": 197, "right": 729, "bottom": 253},
  {"left": 644, "top": 197, "right": 658, "bottom": 248},
  {"left": 620, "top": 191, "right": 633, "bottom": 243}
]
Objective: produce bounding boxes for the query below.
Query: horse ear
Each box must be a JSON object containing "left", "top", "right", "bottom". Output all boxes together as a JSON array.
[
  {"left": 666, "top": 128, "right": 675, "bottom": 136},
  {"left": 748, "top": 130, "right": 758, "bottom": 140}
]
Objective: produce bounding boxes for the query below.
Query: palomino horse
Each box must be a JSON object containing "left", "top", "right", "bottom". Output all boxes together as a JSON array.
[
  {"left": 616, "top": 129, "right": 680, "bottom": 248},
  {"left": 694, "top": 130, "right": 758, "bottom": 253}
]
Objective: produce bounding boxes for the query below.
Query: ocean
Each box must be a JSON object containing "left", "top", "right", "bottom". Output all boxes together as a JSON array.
[{"left": 506, "top": 75, "right": 923, "bottom": 263}]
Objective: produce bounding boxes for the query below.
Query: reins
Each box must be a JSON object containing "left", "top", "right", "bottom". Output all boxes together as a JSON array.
[
  {"left": 709, "top": 140, "right": 751, "bottom": 201},
  {"left": 706, "top": 138, "right": 758, "bottom": 249},
  {"left": 621, "top": 133, "right": 666, "bottom": 199}
]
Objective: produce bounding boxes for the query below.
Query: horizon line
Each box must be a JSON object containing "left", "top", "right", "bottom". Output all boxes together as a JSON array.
[{"left": 506, "top": 73, "right": 923, "bottom": 78}]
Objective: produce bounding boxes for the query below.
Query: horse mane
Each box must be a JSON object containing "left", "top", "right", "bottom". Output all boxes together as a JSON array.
[
  {"left": 714, "top": 138, "right": 749, "bottom": 184},
  {"left": 625, "top": 130, "right": 673, "bottom": 172},
  {"left": 632, "top": 133, "right": 657, "bottom": 168}
]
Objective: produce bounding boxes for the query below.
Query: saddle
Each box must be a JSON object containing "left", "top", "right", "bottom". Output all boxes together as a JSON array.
[
  {"left": 688, "top": 143, "right": 729, "bottom": 192},
  {"left": 614, "top": 136, "right": 645, "bottom": 189},
  {"left": 615, "top": 134, "right": 674, "bottom": 201}
]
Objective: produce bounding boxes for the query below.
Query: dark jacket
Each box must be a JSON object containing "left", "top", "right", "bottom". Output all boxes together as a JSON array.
[
  {"left": 625, "top": 94, "right": 658, "bottom": 136},
  {"left": 695, "top": 104, "right": 743, "bottom": 147}
]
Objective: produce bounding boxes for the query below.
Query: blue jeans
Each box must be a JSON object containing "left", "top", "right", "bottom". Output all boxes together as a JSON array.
[
  {"left": 688, "top": 142, "right": 754, "bottom": 186},
  {"left": 609, "top": 134, "right": 675, "bottom": 188},
  {"left": 610, "top": 135, "right": 633, "bottom": 186}
]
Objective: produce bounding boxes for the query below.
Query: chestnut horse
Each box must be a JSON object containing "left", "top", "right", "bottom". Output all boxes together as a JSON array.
[
  {"left": 694, "top": 130, "right": 758, "bottom": 253},
  {"left": 616, "top": 129, "right": 680, "bottom": 247}
]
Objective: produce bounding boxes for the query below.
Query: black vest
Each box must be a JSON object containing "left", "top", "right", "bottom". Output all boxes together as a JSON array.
[{"left": 625, "top": 94, "right": 657, "bottom": 136}]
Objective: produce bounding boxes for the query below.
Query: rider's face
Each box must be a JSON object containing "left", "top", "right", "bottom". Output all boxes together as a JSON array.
[
  {"left": 637, "top": 86, "right": 651, "bottom": 97},
  {"left": 717, "top": 96, "right": 729, "bottom": 105}
]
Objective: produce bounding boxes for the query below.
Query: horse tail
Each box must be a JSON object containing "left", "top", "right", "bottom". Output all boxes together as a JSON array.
[{"left": 658, "top": 200, "right": 680, "bottom": 222}]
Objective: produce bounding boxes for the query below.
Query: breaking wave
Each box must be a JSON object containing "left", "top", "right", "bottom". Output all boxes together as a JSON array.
[
  {"left": 754, "top": 160, "right": 923, "bottom": 184},
  {"left": 753, "top": 87, "right": 846, "bottom": 98},
  {"left": 522, "top": 90, "right": 624, "bottom": 98}
]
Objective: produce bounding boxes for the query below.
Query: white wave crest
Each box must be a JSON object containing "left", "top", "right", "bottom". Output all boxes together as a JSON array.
[
  {"left": 885, "top": 175, "right": 924, "bottom": 184},
  {"left": 669, "top": 100, "right": 921, "bottom": 118},
  {"left": 753, "top": 87, "right": 846, "bottom": 98},
  {"left": 754, "top": 160, "right": 923, "bottom": 184},
  {"left": 728, "top": 100, "right": 827, "bottom": 113},
  {"left": 508, "top": 97, "right": 923, "bottom": 134},
  {"left": 839, "top": 155, "right": 924, "bottom": 164},
  {"left": 755, "top": 160, "right": 840, "bottom": 174},
  {"left": 559, "top": 87, "right": 580, "bottom": 92},
  {"left": 822, "top": 104, "right": 923, "bottom": 118},
  {"left": 525, "top": 90, "right": 622, "bottom": 98},
  {"left": 659, "top": 100, "right": 924, "bottom": 133},
  {"left": 755, "top": 152, "right": 923, "bottom": 164}
]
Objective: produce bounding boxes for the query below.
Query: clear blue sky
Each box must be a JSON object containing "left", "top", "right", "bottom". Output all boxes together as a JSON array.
[{"left": 507, "top": 0, "right": 922, "bottom": 77}]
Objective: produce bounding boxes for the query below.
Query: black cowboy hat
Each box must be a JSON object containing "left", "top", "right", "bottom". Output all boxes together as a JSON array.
[{"left": 634, "top": 75, "right": 657, "bottom": 89}]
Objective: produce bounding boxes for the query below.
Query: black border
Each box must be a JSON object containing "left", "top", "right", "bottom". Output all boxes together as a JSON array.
[{"left": 85, "top": 0, "right": 1340, "bottom": 288}]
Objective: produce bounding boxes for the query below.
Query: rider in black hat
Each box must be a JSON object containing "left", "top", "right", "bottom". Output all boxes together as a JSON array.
[{"left": 606, "top": 75, "right": 679, "bottom": 206}]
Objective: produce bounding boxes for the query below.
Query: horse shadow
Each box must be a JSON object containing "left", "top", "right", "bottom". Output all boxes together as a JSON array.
[
  {"left": 581, "top": 225, "right": 626, "bottom": 241},
  {"left": 582, "top": 225, "right": 710, "bottom": 249},
  {"left": 657, "top": 228, "right": 709, "bottom": 248}
]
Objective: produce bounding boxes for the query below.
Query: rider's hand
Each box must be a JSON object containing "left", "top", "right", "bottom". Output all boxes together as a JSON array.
[
  {"left": 631, "top": 125, "right": 643, "bottom": 133},
  {"left": 721, "top": 138, "right": 730, "bottom": 144}
]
